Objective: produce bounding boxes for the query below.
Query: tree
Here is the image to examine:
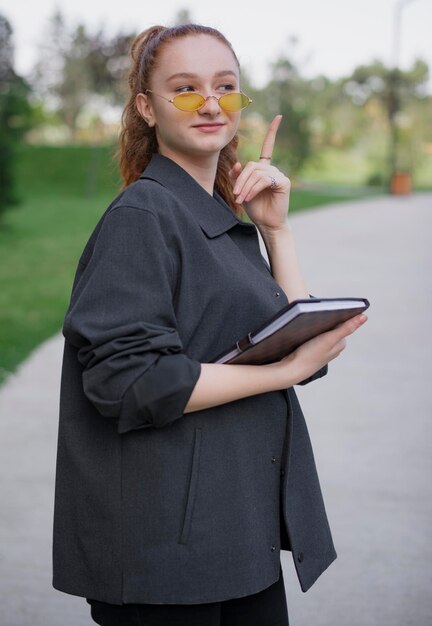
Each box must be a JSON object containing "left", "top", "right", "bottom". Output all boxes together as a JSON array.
[
  {"left": 173, "top": 9, "right": 193, "bottom": 25},
  {"left": 343, "top": 59, "right": 430, "bottom": 181},
  {"left": 31, "top": 10, "right": 133, "bottom": 139},
  {"left": 0, "top": 14, "right": 32, "bottom": 217},
  {"left": 262, "top": 37, "right": 314, "bottom": 176}
]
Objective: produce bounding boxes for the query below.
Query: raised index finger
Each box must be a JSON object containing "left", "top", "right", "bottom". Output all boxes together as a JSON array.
[{"left": 259, "top": 115, "right": 283, "bottom": 162}]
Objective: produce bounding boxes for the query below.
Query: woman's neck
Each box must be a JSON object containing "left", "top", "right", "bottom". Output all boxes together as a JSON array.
[{"left": 158, "top": 149, "right": 219, "bottom": 196}]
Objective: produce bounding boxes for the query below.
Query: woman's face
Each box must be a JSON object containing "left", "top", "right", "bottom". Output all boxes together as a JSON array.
[{"left": 137, "top": 34, "right": 242, "bottom": 163}]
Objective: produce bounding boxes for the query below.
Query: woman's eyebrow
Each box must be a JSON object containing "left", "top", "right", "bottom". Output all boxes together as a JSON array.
[{"left": 166, "top": 70, "right": 238, "bottom": 82}]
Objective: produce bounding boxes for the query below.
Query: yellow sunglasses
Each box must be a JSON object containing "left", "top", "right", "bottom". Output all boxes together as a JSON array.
[{"left": 144, "top": 89, "right": 253, "bottom": 112}]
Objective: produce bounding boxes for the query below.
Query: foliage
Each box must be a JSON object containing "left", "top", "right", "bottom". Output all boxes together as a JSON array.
[
  {"left": 0, "top": 14, "right": 33, "bottom": 217},
  {"left": 173, "top": 9, "right": 194, "bottom": 25},
  {"left": 342, "top": 59, "right": 430, "bottom": 178},
  {"left": 31, "top": 10, "right": 133, "bottom": 139},
  {"left": 21, "top": 10, "right": 432, "bottom": 186},
  {"left": 253, "top": 36, "right": 314, "bottom": 175}
]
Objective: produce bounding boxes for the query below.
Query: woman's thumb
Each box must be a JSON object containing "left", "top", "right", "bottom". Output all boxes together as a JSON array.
[{"left": 228, "top": 161, "right": 242, "bottom": 178}]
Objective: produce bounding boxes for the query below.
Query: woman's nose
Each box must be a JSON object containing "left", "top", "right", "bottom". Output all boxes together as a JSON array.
[{"left": 198, "top": 95, "right": 221, "bottom": 115}]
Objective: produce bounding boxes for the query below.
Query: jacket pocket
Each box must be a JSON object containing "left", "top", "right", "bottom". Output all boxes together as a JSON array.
[{"left": 178, "top": 427, "right": 202, "bottom": 545}]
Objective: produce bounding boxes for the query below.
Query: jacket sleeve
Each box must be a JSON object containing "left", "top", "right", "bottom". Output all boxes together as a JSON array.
[
  {"left": 62, "top": 205, "right": 202, "bottom": 434},
  {"left": 296, "top": 363, "right": 328, "bottom": 386}
]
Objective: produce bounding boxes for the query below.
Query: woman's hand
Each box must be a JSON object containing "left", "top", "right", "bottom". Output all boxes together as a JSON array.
[
  {"left": 185, "top": 313, "right": 368, "bottom": 413},
  {"left": 228, "top": 114, "right": 290, "bottom": 232},
  {"left": 265, "top": 313, "right": 369, "bottom": 387}
]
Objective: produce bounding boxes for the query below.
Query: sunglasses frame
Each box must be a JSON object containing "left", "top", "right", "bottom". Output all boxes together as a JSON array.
[{"left": 143, "top": 89, "right": 253, "bottom": 112}]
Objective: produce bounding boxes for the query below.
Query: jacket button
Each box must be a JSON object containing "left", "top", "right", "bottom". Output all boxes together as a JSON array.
[
  {"left": 297, "top": 551, "right": 304, "bottom": 563},
  {"left": 280, "top": 469, "right": 285, "bottom": 476},
  {"left": 271, "top": 456, "right": 276, "bottom": 463},
  {"left": 275, "top": 291, "right": 280, "bottom": 297},
  {"left": 271, "top": 544, "right": 276, "bottom": 552}
]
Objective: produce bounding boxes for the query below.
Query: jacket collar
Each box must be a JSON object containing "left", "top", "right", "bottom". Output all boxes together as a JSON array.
[{"left": 139, "top": 153, "right": 257, "bottom": 238}]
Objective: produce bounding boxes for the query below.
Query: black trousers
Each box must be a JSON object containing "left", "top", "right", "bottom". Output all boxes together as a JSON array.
[{"left": 87, "top": 563, "right": 289, "bottom": 626}]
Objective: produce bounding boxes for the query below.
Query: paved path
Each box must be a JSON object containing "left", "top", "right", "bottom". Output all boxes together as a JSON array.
[{"left": 1, "top": 193, "right": 431, "bottom": 626}]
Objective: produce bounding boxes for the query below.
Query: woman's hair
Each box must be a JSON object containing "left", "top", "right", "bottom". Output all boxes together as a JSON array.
[{"left": 117, "top": 23, "right": 243, "bottom": 214}]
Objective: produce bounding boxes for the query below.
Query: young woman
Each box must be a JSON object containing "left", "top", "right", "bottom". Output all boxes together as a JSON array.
[{"left": 52, "top": 23, "right": 367, "bottom": 626}]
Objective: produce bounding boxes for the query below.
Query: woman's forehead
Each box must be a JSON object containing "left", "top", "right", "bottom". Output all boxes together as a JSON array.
[{"left": 155, "top": 35, "right": 239, "bottom": 82}]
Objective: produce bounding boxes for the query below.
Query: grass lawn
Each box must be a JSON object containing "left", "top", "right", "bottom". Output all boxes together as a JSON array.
[{"left": 0, "top": 143, "right": 384, "bottom": 386}]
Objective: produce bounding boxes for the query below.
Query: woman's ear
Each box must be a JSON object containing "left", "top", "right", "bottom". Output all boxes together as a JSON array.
[{"left": 136, "top": 93, "right": 156, "bottom": 127}]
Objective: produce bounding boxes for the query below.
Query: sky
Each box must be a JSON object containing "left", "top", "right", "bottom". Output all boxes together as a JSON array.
[{"left": 2, "top": 0, "right": 432, "bottom": 91}]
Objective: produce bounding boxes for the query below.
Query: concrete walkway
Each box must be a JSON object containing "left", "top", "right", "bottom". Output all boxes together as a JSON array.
[{"left": 1, "top": 193, "right": 431, "bottom": 626}]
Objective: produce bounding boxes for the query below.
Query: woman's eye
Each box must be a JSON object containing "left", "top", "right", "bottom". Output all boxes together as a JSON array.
[
  {"left": 218, "top": 83, "right": 236, "bottom": 91},
  {"left": 175, "top": 86, "right": 195, "bottom": 93}
]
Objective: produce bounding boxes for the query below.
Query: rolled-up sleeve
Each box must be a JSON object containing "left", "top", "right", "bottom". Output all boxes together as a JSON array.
[
  {"left": 62, "top": 205, "right": 202, "bottom": 434},
  {"left": 296, "top": 363, "right": 328, "bottom": 386}
]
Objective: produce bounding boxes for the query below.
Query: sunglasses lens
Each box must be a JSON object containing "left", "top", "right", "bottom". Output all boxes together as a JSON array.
[
  {"left": 219, "top": 92, "right": 250, "bottom": 111},
  {"left": 171, "top": 92, "right": 251, "bottom": 111},
  {"left": 172, "top": 93, "right": 206, "bottom": 111}
]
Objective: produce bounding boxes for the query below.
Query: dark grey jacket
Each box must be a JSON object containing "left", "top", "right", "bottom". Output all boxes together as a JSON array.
[{"left": 52, "top": 153, "right": 336, "bottom": 605}]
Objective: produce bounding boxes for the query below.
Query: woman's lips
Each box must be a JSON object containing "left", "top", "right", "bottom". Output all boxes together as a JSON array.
[{"left": 193, "top": 124, "right": 225, "bottom": 133}]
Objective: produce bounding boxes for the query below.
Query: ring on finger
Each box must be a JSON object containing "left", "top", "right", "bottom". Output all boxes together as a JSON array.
[{"left": 269, "top": 176, "right": 277, "bottom": 190}]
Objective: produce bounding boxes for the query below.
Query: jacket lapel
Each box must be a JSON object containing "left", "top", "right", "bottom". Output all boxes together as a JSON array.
[{"left": 140, "top": 154, "right": 257, "bottom": 238}]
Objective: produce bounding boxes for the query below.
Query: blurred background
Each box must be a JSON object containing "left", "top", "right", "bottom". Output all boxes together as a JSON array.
[
  {"left": 0, "top": 2, "right": 431, "bottom": 626},
  {"left": 0, "top": 0, "right": 431, "bottom": 382}
]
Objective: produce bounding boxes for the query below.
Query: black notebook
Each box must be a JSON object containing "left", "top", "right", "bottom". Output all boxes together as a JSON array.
[{"left": 211, "top": 297, "right": 370, "bottom": 365}]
